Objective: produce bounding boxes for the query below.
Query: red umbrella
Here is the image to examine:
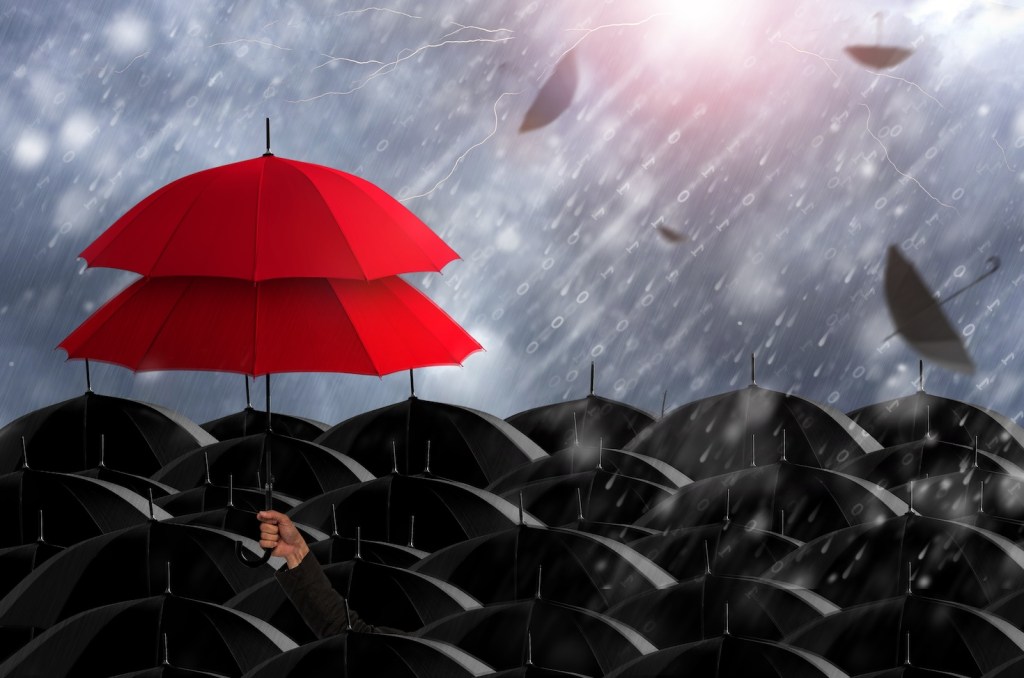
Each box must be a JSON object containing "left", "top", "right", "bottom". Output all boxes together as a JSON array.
[
  {"left": 80, "top": 120, "right": 458, "bottom": 281},
  {"left": 58, "top": 276, "right": 481, "bottom": 376}
]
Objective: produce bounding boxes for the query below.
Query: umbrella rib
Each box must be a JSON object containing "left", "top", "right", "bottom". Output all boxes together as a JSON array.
[
  {"left": 136, "top": 280, "right": 195, "bottom": 373},
  {"left": 253, "top": 158, "right": 267, "bottom": 281},
  {"left": 330, "top": 281, "right": 384, "bottom": 375},
  {"left": 147, "top": 176, "right": 222, "bottom": 278}
]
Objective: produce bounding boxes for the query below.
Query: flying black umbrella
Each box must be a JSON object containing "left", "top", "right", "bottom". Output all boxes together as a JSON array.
[
  {"left": 629, "top": 519, "right": 803, "bottom": 580},
  {"left": 153, "top": 432, "right": 374, "bottom": 500},
  {"left": 520, "top": 48, "right": 579, "bottom": 133},
  {"left": 202, "top": 379, "right": 328, "bottom": 442},
  {"left": 0, "top": 383, "right": 215, "bottom": 475},
  {"left": 227, "top": 557, "right": 480, "bottom": 644},
  {"left": 844, "top": 12, "right": 914, "bottom": 69},
  {"left": 417, "top": 596, "right": 656, "bottom": 675},
  {"left": 0, "top": 467, "right": 172, "bottom": 548},
  {"left": 505, "top": 364, "right": 656, "bottom": 452},
  {"left": 625, "top": 373, "right": 880, "bottom": 480},
  {"left": 606, "top": 571, "right": 839, "bottom": 649},
  {"left": 635, "top": 461, "right": 907, "bottom": 543},
  {"left": 411, "top": 522, "right": 675, "bottom": 611},
  {"left": 0, "top": 593, "right": 295, "bottom": 677},
  {"left": 241, "top": 630, "right": 492, "bottom": 678},
  {"left": 766, "top": 514, "right": 1024, "bottom": 608},
  {"left": 787, "top": 593, "right": 1024, "bottom": 676},
  {"left": 315, "top": 389, "right": 546, "bottom": 488},
  {"left": 605, "top": 634, "right": 848, "bottom": 678},
  {"left": 288, "top": 472, "right": 543, "bottom": 552},
  {"left": 154, "top": 479, "right": 300, "bottom": 516}
]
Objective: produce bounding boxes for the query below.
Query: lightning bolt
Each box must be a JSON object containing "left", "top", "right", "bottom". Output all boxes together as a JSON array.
[
  {"left": 557, "top": 13, "right": 674, "bottom": 64},
  {"left": 992, "top": 134, "right": 1017, "bottom": 171},
  {"left": 441, "top": 22, "right": 515, "bottom": 39},
  {"left": 208, "top": 38, "right": 292, "bottom": 51},
  {"left": 865, "top": 70, "right": 945, "bottom": 109},
  {"left": 771, "top": 37, "right": 840, "bottom": 81},
  {"left": 337, "top": 7, "right": 422, "bottom": 20},
  {"left": 114, "top": 51, "right": 150, "bottom": 74}
]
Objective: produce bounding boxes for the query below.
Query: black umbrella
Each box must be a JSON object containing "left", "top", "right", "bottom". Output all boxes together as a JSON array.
[
  {"left": 844, "top": 13, "right": 914, "bottom": 69},
  {"left": 787, "top": 593, "right": 1024, "bottom": 676},
  {"left": 153, "top": 432, "right": 374, "bottom": 500},
  {"left": 165, "top": 505, "right": 328, "bottom": 546},
  {"left": 0, "top": 468, "right": 172, "bottom": 548},
  {"left": 227, "top": 557, "right": 480, "bottom": 643},
  {"left": 888, "top": 470, "right": 1023, "bottom": 521},
  {"left": 0, "top": 521, "right": 278, "bottom": 631},
  {"left": 851, "top": 668, "right": 971, "bottom": 678},
  {"left": 0, "top": 593, "right": 295, "bottom": 677},
  {"left": 605, "top": 634, "right": 848, "bottom": 678},
  {"left": 242, "top": 630, "right": 493, "bottom": 678},
  {"left": 154, "top": 479, "right": 300, "bottom": 515},
  {"left": 606, "top": 571, "right": 838, "bottom": 649},
  {"left": 107, "top": 666, "right": 230, "bottom": 678},
  {"left": 0, "top": 518, "right": 63, "bottom": 599},
  {"left": 416, "top": 596, "right": 656, "bottom": 675},
  {"left": 629, "top": 519, "right": 803, "bottom": 580},
  {"left": 626, "top": 376, "right": 880, "bottom": 481},
  {"left": 488, "top": 667, "right": 591, "bottom": 678},
  {"left": 202, "top": 379, "right": 327, "bottom": 442},
  {"left": 78, "top": 465, "right": 178, "bottom": 499},
  {"left": 839, "top": 439, "right": 1024, "bottom": 491},
  {"left": 288, "top": 473, "right": 543, "bottom": 552},
  {"left": 519, "top": 48, "right": 578, "bottom": 133},
  {"left": 308, "top": 521, "right": 428, "bottom": 568},
  {"left": 505, "top": 365, "right": 656, "bottom": 452},
  {"left": 574, "top": 519, "right": 659, "bottom": 544},
  {"left": 315, "top": 392, "right": 546, "bottom": 488},
  {"left": 766, "top": 514, "right": 1024, "bottom": 608},
  {"left": 411, "top": 523, "right": 675, "bottom": 611},
  {"left": 635, "top": 461, "right": 907, "bottom": 543},
  {"left": 0, "top": 382, "right": 215, "bottom": 475}
]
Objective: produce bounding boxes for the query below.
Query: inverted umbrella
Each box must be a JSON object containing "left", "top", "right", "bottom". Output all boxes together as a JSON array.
[{"left": 844, "top": 12, "right": 914, "bottom": 69}]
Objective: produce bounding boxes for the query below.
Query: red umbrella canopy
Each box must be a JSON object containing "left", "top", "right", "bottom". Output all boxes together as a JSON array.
[
  {"left": 58, "top": 276, "right": 482, "bottom": 376},
  {"left": 79, "top": 154, "right": 459, "bottom": 281}
]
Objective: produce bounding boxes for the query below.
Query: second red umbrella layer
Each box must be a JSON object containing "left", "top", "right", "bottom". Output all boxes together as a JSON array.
[{"left": 59, "top": 277, "right": 482, "bottom": 376}]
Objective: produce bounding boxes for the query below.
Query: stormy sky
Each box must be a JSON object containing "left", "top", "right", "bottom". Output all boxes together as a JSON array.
[{"left": 1, "top": 0, "right": 1022, "bottom": 430}]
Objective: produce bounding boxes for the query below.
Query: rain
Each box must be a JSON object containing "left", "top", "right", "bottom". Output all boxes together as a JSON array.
[{"left": 2, "top": 0, "right": 1024, "bottom": 676}]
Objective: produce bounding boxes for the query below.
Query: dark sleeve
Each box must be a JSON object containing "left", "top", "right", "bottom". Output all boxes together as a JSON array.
[{"left": 275, "top": 552, "right": 406, "bottom": 637}]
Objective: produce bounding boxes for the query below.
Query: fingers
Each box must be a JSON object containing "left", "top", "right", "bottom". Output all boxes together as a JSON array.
[
  {"left": 260, "top": 523, "right": 279, "bottom": 551},
  {"left": 257, "top": 510, "right": 291, "bottom": 525}
]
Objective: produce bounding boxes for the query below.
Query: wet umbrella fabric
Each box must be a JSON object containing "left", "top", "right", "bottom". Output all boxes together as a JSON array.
[
  {"left": 0, "top": 391, "right": 215, "bottom": 475},
  {"left": 0, "top": 593, "right": 295, "bottom": 678},
  {"left": 505, "top": 390, "right": 656, "bottom": 452},
  {"left": 202, "top": 407, "right": 328, "bottom": 442},
  {"left": 411, "top": 523, "right": 675, "bottom": 611},
  {"left": 574, "top": 519, "right": 658, "bottom": 543},
  {"left": 520, "top": 49, "right": 579, "bottom": 133},
  {"left": 227, "top": 558, "right": 481, "bottom": 644},
  {"left": 625, "top": 385, "right": 880, "bottom": 481},
  {"left": 787, "top": 593, "right": 1024, "bottom": 677},
  {"left": 605, "top": 635, "right": 849, "bottom": 678},
  {"left": 153, "top": 432, "right": 374, "bottom": 501},
  {"left": 79, "top": 153, "right": 458, "bottom": 281},
  {"left": 241, "top": 630, "right": 493, "bottom": 678},
  {"left": 629, "top": 520, "right": 803, "bottom": 580},
  {"left": 59, "top": 276, "right": 482, "bottom": 377},
  {"left": 287, "top": 473, "right": 543, "bottom": 552},
  {"left": 765, "top": 514, "right": 1024, "bottom": 608},
  {"left": 888, "top": 471, "right": 1023, "bottom": 521},
  {"left": 0, "top": 469, "right": 172, "bottom": 548},
  {"left": 316, "top": 397, "right": 546, "bottom": 488},
  {"left": 416, "top": 597, "right": 657, "bottom": 675},
  {"left": 635, "top": 462, "right": 907, "bottom": 543}
]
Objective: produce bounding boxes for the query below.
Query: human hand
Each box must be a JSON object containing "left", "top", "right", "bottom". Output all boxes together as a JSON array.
[{"left": 256, "top": 510, "right": 309, "bottom": 569}]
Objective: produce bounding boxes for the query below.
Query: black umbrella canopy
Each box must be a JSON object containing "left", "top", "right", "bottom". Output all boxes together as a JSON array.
[
  {"left": 0, "top": 469, "right": 172, "bottom": 548},
  {"left": 574, "top": 519, "right": 659, "bottom": 544},
  {"left": 635, "top": 462, "right": 907, "bottom": 543},
  {"left": 853, "top": 668, "right": 972, "bottom": 678},
  {"left": 888, "top": 471, "right": 1024, "bottom": 521},
  {"left": 288, "top": 473, "right": 542, "bottom": 553},
  {"left": 315, "top": 396, "right": 546, "bottom": 488},
  {"left": 227, "top": 557, "right": 481, "bottom": 644},
  {"left": 202, "top": 406, "right": 328, "bottom": 443},
  {"left": 416, "top": 597, "right": 657, "bottom": 675},
  {"left": 488, "top": 444, "right": 690, "bottom": 494},
  {"left": 848, "top": 389, "right": 1024, "bottom": 469},
  {"left": 411, "top": 523, "right": 675, "bottom": 611},
  {"left": 0, "top": 539, "right": 63, "bottom": 600},
  {"left": 164, "top": 505, "right": 328, "bottom": 546},
  {"left": 787, "top": 593, "right": 1024, "bottom": 677},
  {"left": 766, "top": 514, "right": 1024, "bottom": 609},
  {"left": 605, "top": 634, "right": 848, "bottom": 678},
  {"left": 241, "top": 630, "right": 493, "bottom": 678},
  {"left": 629, "top": 519, "right": 803, "bottom": 580},
  {"left": 153, "top": 432, "right": 374, "bottom": 500},
  {"left": 505, "top": 468, "right": 676, "bottom": 527},
  {"left": 488, "top": 667, "right": 591, "bottom": 678},
  {"left": 0, "top": 391, "right": 215, "bottom": 475},
  {"left": 984, "top": 656, "right": 1024, "bottom": 678},
  {"left": 108, "top": 667, "right": 230, "bottom": 678},
  {"left": 0, "top": 593, "right": 295, "bottom": 678},
  {"left": 154, "top": 481, "right": 300, "bottom": 516},
  {"left": 625, "top": 383, "right": 880, "bottom": 481},
  {"left": 607, "top": 571, "right": 839, "bottom": 649},
  {"left": 0, "top": 521, "right": 278, "bottom": 630},
  {"left": 958, "top": 513, "right": 1024, "bottom": 548},
  {"left": 307, "top": 527, "right": 428, "bottom": 568},
  {"left": 77, "top": 465, "right": 179, "bottom": 499}
]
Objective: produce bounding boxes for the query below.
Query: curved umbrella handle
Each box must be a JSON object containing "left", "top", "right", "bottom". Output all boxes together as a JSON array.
[{"left": 234, "top": 540, "right": 274, "bottom": 568}]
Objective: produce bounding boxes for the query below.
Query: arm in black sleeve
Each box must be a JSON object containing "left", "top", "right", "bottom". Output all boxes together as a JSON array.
[{"left": 275, "top": 552, "right": 406, "bottom": 637}]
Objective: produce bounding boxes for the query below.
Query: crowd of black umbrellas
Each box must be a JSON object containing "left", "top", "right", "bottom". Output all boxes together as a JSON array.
[{"left": 3, "top": 360, "right": 1024, "bottom": 677}]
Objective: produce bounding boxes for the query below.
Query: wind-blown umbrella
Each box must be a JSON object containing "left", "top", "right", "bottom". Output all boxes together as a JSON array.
[
  {"left": 0, "top": 388, "right": 215, "bottom": 475},
  {"left": 417, "top": 596, "right": 657, "bottom": 675},
  {"left": 242, "top": 630, "right": 492, "bottom": 678},
  {"left": 287, "top": 473, "right": 543, "bottom": 552},
  {"left": 625, "top": 375, "right": 880, "bottom": 480},
  {"left": 787, "top": 593, "right": 1024, "bottom": 676},
  {"left": 0, "top": 593, "right": 295, "bottom": 678},
  {"left": 635, "top": 461, "right": 907, "bottom": 543},
  {"left": 765, "top": 514, "right": 1024, "bottom": 608},
  {"left": 153, "top": 432, "right": 374, "bottom": 500},
  {"left": 411, "top": 523, "right": 675, "bottom": 611},
  {"left": 315, "top": 393, "right": 546, "bottom": 488},
  {"left": 227, "top": 557, "right": 481, "bottom": 643},
  {"left": 520, "top": 48, "right": 579, "bottom": 133}
]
